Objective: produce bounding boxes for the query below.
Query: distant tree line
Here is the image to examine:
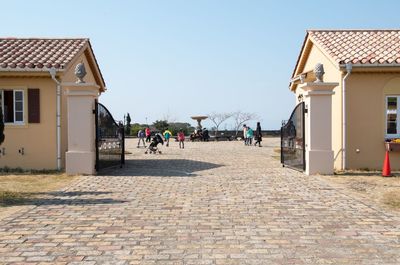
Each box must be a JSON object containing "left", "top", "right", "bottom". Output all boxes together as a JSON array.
[
  {"left": 127, "top": 119, "right": 195, "bottom": 137},
  {"left": 123, "top": 110, "right": 259, "bottom": 138}
]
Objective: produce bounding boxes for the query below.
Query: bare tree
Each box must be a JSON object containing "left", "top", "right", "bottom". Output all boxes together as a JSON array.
[
  {"left": 232, "top": 111, "right": 258, "bottom": 138},
  {"left": 162, "top": 110, "right": 177, "bottom": 123},
  {"left": 207, "top": 112, "right": 233, "bottom": 135}
]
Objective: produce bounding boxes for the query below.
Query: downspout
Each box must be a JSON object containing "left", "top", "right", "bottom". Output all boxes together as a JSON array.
[
  {"left": 49, "top": 68, "right": 61, "bottom": 171},
  {"left": 342, "top": 63, "right": 352, "bottom": 170}
]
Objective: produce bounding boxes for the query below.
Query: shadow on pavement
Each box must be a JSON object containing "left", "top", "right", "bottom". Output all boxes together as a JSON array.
[
  {"left": 0, "top": 190, "right": 125, "bottom": 207},
  {"left": 44, "top": 191, "right": 112, "bottom": 196},
  {"left": 98, "top": 159, "right": 223, "bottom": 177}
]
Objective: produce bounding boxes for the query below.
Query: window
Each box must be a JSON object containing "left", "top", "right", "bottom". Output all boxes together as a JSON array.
[
  {"left": 0, "top": 89, "right": 24, "bottom": 124},
  {"left": 386, "top": 96, "right": 400, "bottom": 138}
]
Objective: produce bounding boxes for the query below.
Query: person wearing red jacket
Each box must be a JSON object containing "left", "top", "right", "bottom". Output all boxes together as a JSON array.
[
  {"left": 145, "top": 127, "right": 151, "bottom": 143},
  {"left": 177, "top": 129, "right": 185, "bottom": 149}
]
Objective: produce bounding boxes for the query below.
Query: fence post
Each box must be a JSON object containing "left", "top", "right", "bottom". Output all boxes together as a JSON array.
[
  {"left": 94, "top": 99, "right": 99, "bottom": 172},
  {"left": 121, "top": 124, "right": 125, "bottom": 166},
  {"left": 64, "top": 83, "right": 99, "bottom": 175},
  {"left": 280, "top": 126, "right": 284, "bottom": 165},
  {"left": 299, "top": 81, "right": 338, "bottom": 175}
]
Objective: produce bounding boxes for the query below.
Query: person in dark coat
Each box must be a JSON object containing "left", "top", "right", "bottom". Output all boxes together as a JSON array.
[
  {"left": 202, "top": 128, "right": 210, "bottom": 141},
  {"left": 254, "top": 122, "right": 262, "bottom": 147}
]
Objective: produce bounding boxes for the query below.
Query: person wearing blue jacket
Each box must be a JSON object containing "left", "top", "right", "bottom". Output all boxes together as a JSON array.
[{"left": 246, "top": 127, "right": 254, "bottom": 146}]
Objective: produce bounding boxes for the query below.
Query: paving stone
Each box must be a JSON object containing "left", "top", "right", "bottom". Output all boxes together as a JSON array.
[{"left": 0, "top": 139, "right": 399, "bottom": 264}]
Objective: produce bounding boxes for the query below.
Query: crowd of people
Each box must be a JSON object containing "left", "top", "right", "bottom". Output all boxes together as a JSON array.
[
  {"left": 189, "top": 128, "right": 210, "bottom": 142},
  {"left": 136, "top": 127, "right": 186, "bottom": 149},
  {"left": 136, "top": 122, "right": 263, "bottom": 149},
  {"left": 242, "top": 122, "right": 262, "bottom": 147}
]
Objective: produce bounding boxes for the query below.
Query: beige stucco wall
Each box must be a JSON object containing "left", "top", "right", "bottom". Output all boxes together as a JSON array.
[
  {"left": 295, "top": 43, "right": 343, "bottom": 170},
  {"left": 346, "top": 73, "right": 400, "bottom": 170},
  {"left": 0, "top": 51, "right": 100, "bottom": 170},
  {"left": 0, "top": 77, "right": 57, "bottom": 169},
  {"left": 59, "top": 52, "right": 98, "bottom": 169},
  {"left": 61, "top": 52, "right": 97, "bottom": 84}
]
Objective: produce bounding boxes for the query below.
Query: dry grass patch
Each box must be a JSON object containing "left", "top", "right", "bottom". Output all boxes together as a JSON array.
[
  {"left": 321, "top": 172, "right": 400, "bottom": 212},
  {"left": 383, "top": 191, "right": 400, "bottom": 208},
  {"left": 0, "top": 174, "right": 77, "bottom": 207},
  {"left": 272, "top": 148, "right": 281, "bottom": 160}
]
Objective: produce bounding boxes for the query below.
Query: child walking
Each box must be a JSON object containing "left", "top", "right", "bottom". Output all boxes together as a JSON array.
[
  {"left": 178, "top": 129, "right": 185, "bottom": 149},
  {"left": 246, "top": 126, "right": 254, "bottom": 146},
  {"left": 163, "top": 128, "right": 172, "bottom": 147},
  {"left": 137, "top": 129, "right": 146, "bottom": 148},
  {"left": 243, "top": 124, "right": 248, "bottom": 145}
]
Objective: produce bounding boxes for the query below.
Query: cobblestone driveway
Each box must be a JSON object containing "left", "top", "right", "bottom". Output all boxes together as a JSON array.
[{"left": 1, "top": 139, "right": 399, "bottom": 264}]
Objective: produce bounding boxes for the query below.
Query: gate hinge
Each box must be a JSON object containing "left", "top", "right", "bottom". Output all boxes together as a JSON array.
[
  {"left": 304, "top": 108, "right": 308, "bottom": 114},
  {"left": 92, "top": 109, "right": 96, "bottom": 114}
]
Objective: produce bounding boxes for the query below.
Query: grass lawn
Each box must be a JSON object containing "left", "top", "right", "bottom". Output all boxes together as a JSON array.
[{"left": 0, "top": 173, "right": 77, "bottom": 207}]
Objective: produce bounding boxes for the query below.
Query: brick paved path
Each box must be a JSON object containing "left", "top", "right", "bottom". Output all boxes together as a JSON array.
[{"left": 1, "top": 138, "right": 399, "bottom": 264}]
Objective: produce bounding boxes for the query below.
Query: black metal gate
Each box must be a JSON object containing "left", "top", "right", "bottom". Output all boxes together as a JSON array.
[
  {"left": 281, "top": 102, "right": 305, "bottom": 171},
  {"left": 95, "top": 100, "right": 125, "bottom": 171}
]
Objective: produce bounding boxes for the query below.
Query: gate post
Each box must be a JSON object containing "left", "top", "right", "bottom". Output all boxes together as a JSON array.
[
  {"left": 64, "top": 82, "right": 99, "bottom": 175},
  {"left": 299, "top": 81, "right": 338, "bottom": 175}
]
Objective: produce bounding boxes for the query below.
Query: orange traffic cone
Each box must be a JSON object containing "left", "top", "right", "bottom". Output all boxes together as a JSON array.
[{"left": 382, "top": 151, "right": 391, "bottom": 177}]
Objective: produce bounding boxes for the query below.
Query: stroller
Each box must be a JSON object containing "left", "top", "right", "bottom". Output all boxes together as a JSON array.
[{"left": 145, "top": 133, "right": 164, "bottom": 154}]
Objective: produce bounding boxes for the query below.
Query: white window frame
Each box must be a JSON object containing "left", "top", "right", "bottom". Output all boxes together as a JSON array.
[
  {"left": 0, "top": 89, "right": 25, "bottom": 125},
  {"left": 385, "top": 95, "right": 400, "bottom": 138},
  {"left": 13, "top": 90, "right": 24, "bottom": 124}
]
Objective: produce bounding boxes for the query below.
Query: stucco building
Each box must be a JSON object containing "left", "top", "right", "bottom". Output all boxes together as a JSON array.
[
  {"left": 0, "top": 38, "right": 105, "bottom": 170},
  {"left": 290, "top": 30, "right": 400, "bottom": 170}
]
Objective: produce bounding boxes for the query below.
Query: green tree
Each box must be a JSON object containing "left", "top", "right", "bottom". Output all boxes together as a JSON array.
[
  {"left": 125, "top": 113, "right": 132, "bottom": 135},
  {"left": 0, "top": 108, "right": 4, "bottom": 145},
  {"left": 168, "top": 122, "right": 194, "bottom": 135},
  {"left": 153, "top": 120, "right": 169, "bottom": 133},
  {"left": 130, "top": 123, "right": 144, "bottom": 137}
]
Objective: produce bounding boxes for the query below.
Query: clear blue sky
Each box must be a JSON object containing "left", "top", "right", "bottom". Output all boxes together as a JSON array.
[{"left": 1, "top": 0, "right": 400, "bottom": 129}]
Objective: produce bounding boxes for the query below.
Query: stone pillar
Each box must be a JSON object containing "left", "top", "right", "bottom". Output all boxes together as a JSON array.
[
  {"left": 64, "top": 83, "right": 99, "bottom": 175},
  {"left": 299, "top": 82, "right": 338, "bottom": 175}
]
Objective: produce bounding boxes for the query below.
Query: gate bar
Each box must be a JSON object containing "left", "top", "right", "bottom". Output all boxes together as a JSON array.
[
  {"left": 302, "top": 102, "right": 306, "bottom": 171},
  {"left": 94, "top": 99, "right": 99, "bottom": 171}
]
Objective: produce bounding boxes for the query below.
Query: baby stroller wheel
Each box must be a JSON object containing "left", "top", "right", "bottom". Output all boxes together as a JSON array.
[{"left": 158, "top": 151, "right": 162, "bottom": 154}]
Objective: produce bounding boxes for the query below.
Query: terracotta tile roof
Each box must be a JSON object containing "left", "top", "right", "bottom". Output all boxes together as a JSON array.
[
  {"left": 0, "top": 38, "right": 88, "bottom": 70},
  {"left": 309, "top": 30, "right": 400, "bottom": 65}
]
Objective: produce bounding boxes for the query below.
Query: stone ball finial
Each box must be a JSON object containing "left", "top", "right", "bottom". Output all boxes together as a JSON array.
[
  {"left": 314, "top": 63, "right": 325, "bottom": 83},
  {"left": 74, "top": 62, "right": 87, "bottom": 83}
]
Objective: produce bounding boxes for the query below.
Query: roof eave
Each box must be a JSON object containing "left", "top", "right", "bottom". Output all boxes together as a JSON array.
[
  {"left": 289, "top": 70, "right": 315, "bottom": 91},
  {"left": 339, "top": 63, "right": 400, "bottom": 68},
  {"left": 85, "top": 41, "right": 106, "bottom": 92},
  {"left": 290, "top": 32, "right": 311, "bottom": 80},
  {"left": 0, "top": 68, "right": 65, "bottom": 72},
  {"left": 61, "top": 40, "right": 106, "bottom": 93}
]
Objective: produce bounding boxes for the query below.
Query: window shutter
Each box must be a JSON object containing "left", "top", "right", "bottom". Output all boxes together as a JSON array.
[{"left": 28, "top": 89, "right": 40, "bottom": 123}]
